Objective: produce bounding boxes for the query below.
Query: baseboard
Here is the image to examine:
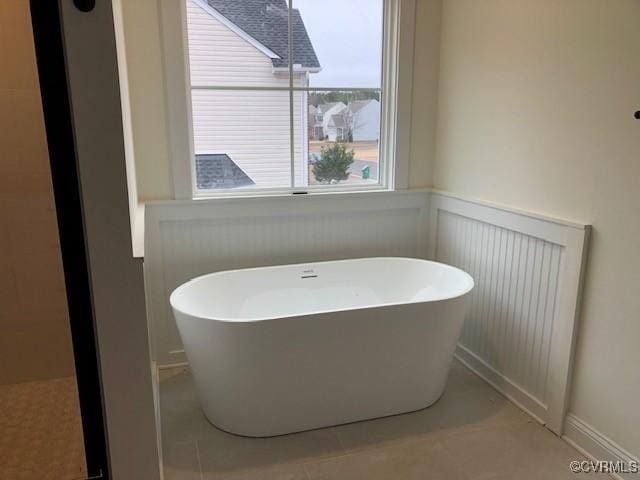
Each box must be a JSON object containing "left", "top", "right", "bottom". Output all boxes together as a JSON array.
[
  {"left": 157, "top": 361, "right": 189, "bottom": 370},
  {"left": 563, "top": 414, "right": 639, "bottom": 480},
  {"left": 454, "top": 344, "right": 547, "bottom": 425},
  {"left": 158, "top": 349, "right": 188, "bottom": 369},
  {"left": 455, "top": 345, "right": 639, "bottom": 480},
  {"left": 151, "top": 360, "right": 165, "bottom": 480}
]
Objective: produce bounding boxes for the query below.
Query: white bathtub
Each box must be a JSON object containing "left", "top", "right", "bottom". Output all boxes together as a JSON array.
[{"left": 170, "top": 257, "right": 474, "bottom": 437}]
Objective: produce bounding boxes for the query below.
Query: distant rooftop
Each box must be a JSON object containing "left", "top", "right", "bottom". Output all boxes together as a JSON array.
[
  {"left": 348, "top": 99, "right": 379, "bottom": 114},
  {"left": 196, "top": 154, "right": 255, "bottom": 190},
  {"left": 206, "top": 0, "right": 320, "bottom": 70},
  {"left": 317, "top": 102, "right": 345, "bottom": 114}
]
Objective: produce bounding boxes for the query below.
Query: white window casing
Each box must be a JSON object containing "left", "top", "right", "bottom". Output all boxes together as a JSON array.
[
  {"left": 158, "top": 0, "right": 416, "bottom": 199},
  {"left": 158, "top": 0, "right": 195, "bottom": 199},
  {"left": 387, "top": 0, "right": 416, "bottom": 190}
]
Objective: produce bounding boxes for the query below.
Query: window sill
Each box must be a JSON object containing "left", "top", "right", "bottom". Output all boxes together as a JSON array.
[
  {"left": 135, "top": 188, "right": 429, "bottom": 258},
  {"left": 192, "top": 183, "right": 392, "bottom": 200},
  {"left": 131, "top": 202, "right": 145, "bottom": 258}
]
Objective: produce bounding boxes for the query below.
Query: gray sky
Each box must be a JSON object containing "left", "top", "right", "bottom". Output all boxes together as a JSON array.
[{"left": 294, "top": 0, "right": 383, "bottom": 89}]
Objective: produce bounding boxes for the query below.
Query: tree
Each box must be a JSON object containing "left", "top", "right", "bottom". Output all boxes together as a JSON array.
[
  {"left": 312, "top": 143, "right": 355, "bottom": 183},
  {"left": 337, "top": 107, "right": 363, "bottom": 143},
  {"left": 310, "top": 90, "right": 380, "bottom": 107}
]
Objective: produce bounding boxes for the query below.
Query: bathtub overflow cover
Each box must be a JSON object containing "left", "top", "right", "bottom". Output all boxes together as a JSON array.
[{"left": 301, "top": 269, "right": 318, "bottom": 279}]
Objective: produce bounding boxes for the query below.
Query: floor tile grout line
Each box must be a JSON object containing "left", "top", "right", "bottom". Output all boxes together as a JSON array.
[
  {"left": 302, "top": 462, "right": 312, "bottom": 480},
  {"left": 194, "top": 440, "right": 204, "bottom": 480},
  {"left": 328, "top": 411, "right": 534, "bottom": 459},
  {"left": 335, "top": 429, "right": 349, "bottom": 453},
  {"left": 301, "top": 433, "right": 447, "bottom": 468}
]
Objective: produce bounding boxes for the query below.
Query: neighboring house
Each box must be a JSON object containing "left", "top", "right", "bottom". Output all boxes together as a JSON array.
[
  {"left": 314, "top": 102, "right": 347, "bottom": 140},
  {"left": 187, "top": 0, "right": 320, "bottom": 189},
  {"left": 326, "top": 114, "right": 347, "bottom": 142},
  {"left": 195, "top": 154, "right": 254, "bottom": 189},
  {"left": 348, "top": 99, "right": 381, "bottom": 142},
  {"left": 319, "top": 99, "right": 381, "bottom": 143},
  {"left": 308, "top": 104, "right": 324, "bottom": 141}
]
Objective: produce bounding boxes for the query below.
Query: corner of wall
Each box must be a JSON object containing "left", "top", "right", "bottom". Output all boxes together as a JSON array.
[
  {"left": 408, "top": 0, "right": 443, "bottom": 189},
  {"left": 563, "top": 414, "right": 639, "bottom": 480},
  {"left": 118, "top": 0, "right": 174, "bottom": 203}
]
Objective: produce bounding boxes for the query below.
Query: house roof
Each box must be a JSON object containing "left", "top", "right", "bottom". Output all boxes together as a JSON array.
[
  {"left": 348, "top": 99, "right": 378, "bottom": 114},
  {"left": 196, "top": 154, "right": 255, "bottom": 189},
  {"left": 317, "top": 102, "right": 345, "bottom": 114},
  {"left": 206, "top": 0, "right": 320, "bottom": 70}
]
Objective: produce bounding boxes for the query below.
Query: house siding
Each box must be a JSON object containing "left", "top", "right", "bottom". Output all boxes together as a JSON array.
[
  {"left": 187, "top": 0, "right": 307, "bottom": 188},
  {"left": 352, "top": 101, "right": 381, "bottom": 142},
  {"left": 320, "top": 103, "right": 347, "bottom": 138},
  {"left": 187, "top": 0, "right": 287, "bottom": 88}
]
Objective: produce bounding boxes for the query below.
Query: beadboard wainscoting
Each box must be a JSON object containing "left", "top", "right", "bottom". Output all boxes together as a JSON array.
[
  {"left": 144, "top": 190, "right": 431, "bottom": 367},
  {"left": 144, "top": 189, "right": 590, "bottom": 436},
  {"left": 428, "top": 192, "right": 590, "bottom": 435}
]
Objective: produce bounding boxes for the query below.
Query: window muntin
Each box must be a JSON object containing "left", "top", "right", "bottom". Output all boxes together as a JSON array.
[{"left": 184, "top": 0, "right": 390, "bottom": 196}]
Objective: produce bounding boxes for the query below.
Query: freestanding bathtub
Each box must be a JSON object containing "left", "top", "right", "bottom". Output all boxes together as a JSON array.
[{"left": 170, "top": 257, "right": 474, "bottom": 437}]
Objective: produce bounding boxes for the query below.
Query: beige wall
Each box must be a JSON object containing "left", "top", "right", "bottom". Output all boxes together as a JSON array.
[
  {"left": 408, "top": 0, "right": 442, "bottom": 188},
  {"left": 434, "top": 0, "right": 640, "bottom": 454},
  {"left": 117, "top": 0, "right": 173, "bottom": 201},
  {"left": 0, "top": 0, "right": 75, "bottom": 384},
  {"left": 118, "top": 0, "right": 438, "bottom": 200}
]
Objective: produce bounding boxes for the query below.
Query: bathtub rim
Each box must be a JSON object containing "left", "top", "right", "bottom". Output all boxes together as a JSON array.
[{"left": 170, "top": 257, "right": 474, "bottom": 323}]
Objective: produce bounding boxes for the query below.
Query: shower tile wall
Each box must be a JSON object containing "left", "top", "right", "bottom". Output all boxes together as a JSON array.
[
  {"left": 0, "top": 1, "right": 86, "bottom": 478},
  {"left": 0, "top": 0, "right": 75, "bottom": 384}
]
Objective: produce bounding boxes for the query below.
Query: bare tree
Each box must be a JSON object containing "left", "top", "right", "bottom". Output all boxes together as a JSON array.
[{"left": 338, "top": 103, "right": 366, "bottom": 143}]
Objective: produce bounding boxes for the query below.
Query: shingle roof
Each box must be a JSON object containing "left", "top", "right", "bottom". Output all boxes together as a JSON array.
[
  {"left": 318, "top": 102, "right": 345, "bottom": 114},
  {"left": 196, "top": 154, "right": 255, "bottom": 189},
  {"left": 206, "top": 0, "right": 320, "bottom": 69},
  {"left": 348, "top": 99, "right": 378, "bottom": 114}
]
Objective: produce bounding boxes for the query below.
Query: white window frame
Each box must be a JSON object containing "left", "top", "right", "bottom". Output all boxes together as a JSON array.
[{"left": 158, "top": 0, "right": 415, "bottom": 199}]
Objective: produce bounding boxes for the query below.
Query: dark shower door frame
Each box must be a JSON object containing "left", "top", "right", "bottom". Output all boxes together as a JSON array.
[{"left": 30, "top": 1, "right": 108, "bottom": 478}]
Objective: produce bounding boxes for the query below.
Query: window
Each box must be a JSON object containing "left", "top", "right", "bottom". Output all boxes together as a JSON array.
[{"left": 161, "top": 0, "right": 409, "bottom": 198}]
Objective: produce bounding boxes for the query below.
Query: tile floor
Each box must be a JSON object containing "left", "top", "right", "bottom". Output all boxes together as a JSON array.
[
  {"left": 0, "top": 376, "right": 87, "bottom": 480},
  {"left": 159, "top": 360, "right": 587, "bottom": 480}
]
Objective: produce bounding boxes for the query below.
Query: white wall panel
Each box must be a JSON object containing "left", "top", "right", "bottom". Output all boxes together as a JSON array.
[
  {"left": 429, "top": 192, "right": 590, "bottom": 434},
  {"left": 436, "top": 210, "right": 562, "bottom": 404},
  {"left": 145, "top": 190, "right": 430, "bottom": 367}
]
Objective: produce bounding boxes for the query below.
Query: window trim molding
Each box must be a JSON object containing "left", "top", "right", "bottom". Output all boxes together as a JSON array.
[
  {"left": 158, "top": 0, "right": 415, "bottom": 200},
  {"left": 391, "top": 0, "right": 416, "bottom": 190},
  {"left": 159, "top": 0, "right": 195, "bottom": 199}
]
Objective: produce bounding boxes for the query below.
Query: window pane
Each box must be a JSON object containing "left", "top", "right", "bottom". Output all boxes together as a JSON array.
[
  {"left": 293, "top": 0, "right": 384, "bottom": 89},
  {"left": 186, "top": 0, "right": 291, "bottom": 88},
  {"left": 293, "top": 90, "right": 308, "bottom": 188},
  {"left": 303, "top": 90, "right": 381, "bottom": 187},
  {"left": 184, "top": 0, "right": 388, "bottom": 194},
  {"left": 191, "top": 90, "right": 292, "bottom": 190}
]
